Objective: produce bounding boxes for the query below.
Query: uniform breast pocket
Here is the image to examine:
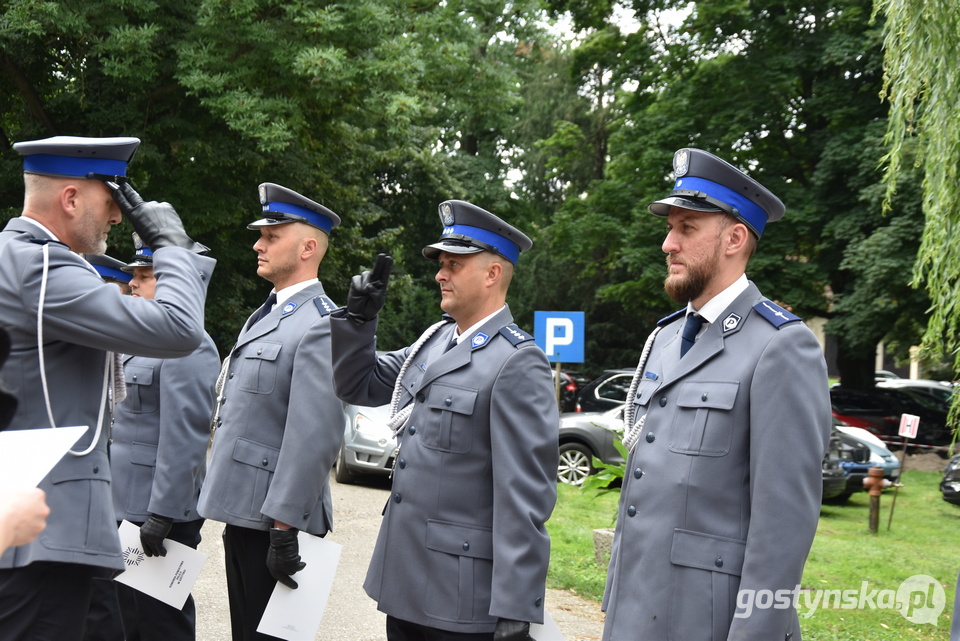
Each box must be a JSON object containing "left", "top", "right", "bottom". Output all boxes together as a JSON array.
[
  {"left": 668, "top": 380, "right": 739, "bottom": 456},
  {"left": 421, "top": 383, "right": 478, "bottom": 454},
  {"left": 237, "top": 341, "right": 282, "bottom": 394},
  {"left": 123, "top": 364, "right": 158, "bottom": 414}
]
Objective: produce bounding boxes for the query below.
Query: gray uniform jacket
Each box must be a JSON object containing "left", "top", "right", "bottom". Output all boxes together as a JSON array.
[
  {"left": 111, "top": 335, "right": 220, "bottom": 523},
  {"left": 198, "top": 282, "right": 345, "bottom": 535},
  {"left": 601, "top": 283, "right": 831, "bottom": 641},
  {"left": 0, "top": 217, "right": 215, "bottom": 572},
  {"left": 329, "top": 305, "right": 560, "bottom": 634}
]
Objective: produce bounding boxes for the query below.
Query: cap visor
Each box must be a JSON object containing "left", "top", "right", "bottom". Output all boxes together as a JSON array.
[
  {"left": 648, "top": 196, "right": 724, "bottom": 217},
  {"left": 246, "top": 217, "right": 293, "bottom": 230},
  {"left": 422, "top": 241, "right": 485, "bottom": 260}
]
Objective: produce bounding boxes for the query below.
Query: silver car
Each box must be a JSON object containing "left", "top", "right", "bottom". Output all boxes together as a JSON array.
[
  {"left": 334, "top": 403, "right": 397, "bottom": 484},
  {"left": 557, "top": 405, "right": 626, "bottom": 485}
]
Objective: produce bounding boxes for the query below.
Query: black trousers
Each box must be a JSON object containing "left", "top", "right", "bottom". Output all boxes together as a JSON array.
[
  {"left": 0, "top": 561, "right": 105, "bottom": 641},
  {"left": 222, "top": 524, "right": 285, "bottom": 641},
  {"left": 386, "top": 615, "right": 495, "bottom": 641},
  {"left": 84, "top": 519, "right": 204, "bottom": 641}
]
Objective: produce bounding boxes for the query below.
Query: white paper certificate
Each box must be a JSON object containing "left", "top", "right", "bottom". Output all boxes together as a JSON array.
[
  {"left": 257, "top": 532, "right": 342, "bottom": 640},
  {"left": 0, "top": 425, "right": 88, "bottom": 490},
  {"left": 114, "top": 520, "right": 208, "bottom": 609},
  {"left": 532, "top": 609, "right": 566, "bottom": 641}
]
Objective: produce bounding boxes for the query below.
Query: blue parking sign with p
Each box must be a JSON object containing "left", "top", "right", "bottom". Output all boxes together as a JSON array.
[{"left": 534, "top": 311, "right": 585, "bottom": 363}]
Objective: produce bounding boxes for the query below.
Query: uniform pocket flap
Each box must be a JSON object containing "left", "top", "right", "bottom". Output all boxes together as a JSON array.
[
  {"left": 242, "top": 342, "right": 282, "bottom": 361},
  {"left": 635, "top": 378, "right": 660, "bottom": 406},
  {"left": 124, "top": 364, "right": 154, "bottom": 386},
  {"left": 129, "top": 441, "right": 158, "bottom": 466},
  {"left": 425, "top": 384, "right": 478, "bottom": 415},
  {"left": 676, "top": 381, "right": 739, "bottom": 410},
  {"left": 232, "top": 437, "right": 280, "bottom": 472},
  {"left": 426, "top": 519, "right": 494, "bottom": 559},
  {"left": 671, "top": 528, "right": 745, "bottom": 576}
]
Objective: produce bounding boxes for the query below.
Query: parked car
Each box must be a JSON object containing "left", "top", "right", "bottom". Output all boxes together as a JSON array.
[
  {"left": 575, "top": 369, "right": 635, "bottom": 413},
  {"left": 940, "top": 453, "right": 960, "bottom": 505},
  {"left": 557, "top": 403, "right": 850, "bottom": 503},
  {"left": 334, "top": 402, "right": 397, "bottom": 484},
  {"left": 554, "top": 369, "right": 592, "bottom": 413},
  {"left": 557, "top": 405, "right": 626, "bottom": 485},
  {"left": 877, "top": 378, "right": 955, "bottom": 405},
  {"left": 834, "top": 424, "right": 901, "bottom": 500},
  {"left": 829, "top": 386, "right": 951, "bottom": 452}
]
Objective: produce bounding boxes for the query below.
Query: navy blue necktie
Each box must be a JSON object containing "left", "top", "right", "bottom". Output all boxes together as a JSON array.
[
  {"left": 680, "top": 313, "right": 704, "bottom": 358},
  {"left": 251, "top": 293, "right": 277, "bottom": 326}
]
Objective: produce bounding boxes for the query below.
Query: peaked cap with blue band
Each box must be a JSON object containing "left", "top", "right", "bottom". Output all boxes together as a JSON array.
[
  {"left": 648, "top": 148, "right": 785, "bottom": 237},
  {"left": 122, "top": 233, "right": 154, "bottom": 272},
  {"left": 13, "top": 135, "right": 141, "bottom": 179},
  {"left": 85, "top": 254, "right": 132, "bottom": 283},
  {"left": 248, "top": 182, "right": 341, "bottom": 235},
  {"left": 422, "top": 200, "right": 532, "bottom": 265}
]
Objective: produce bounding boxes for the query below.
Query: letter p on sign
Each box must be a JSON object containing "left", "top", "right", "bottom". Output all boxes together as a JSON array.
[{"left": 534, "top": 312, "right": 585, "bottom": 363}]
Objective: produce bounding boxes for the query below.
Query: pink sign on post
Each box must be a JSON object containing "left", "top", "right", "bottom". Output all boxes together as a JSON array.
[{"left": 898, "top": 413, "right": 920, "bottom": 439}]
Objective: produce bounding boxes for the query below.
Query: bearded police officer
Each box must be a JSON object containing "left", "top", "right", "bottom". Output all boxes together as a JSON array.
[
  {"left": 198, "top": 183, "right": 345, "bottom": 641},
  {"left": 601, "top": 148, "right": 831, "bottom": 641},
  {"left": 329, "top": 201, "right": 559, "bottom": 641},
  {"left": 0, "top": 136, "right": 215, "bottom": 640}
]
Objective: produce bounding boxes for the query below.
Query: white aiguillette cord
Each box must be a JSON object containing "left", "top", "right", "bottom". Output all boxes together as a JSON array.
[
  {"left": 621, "top": 326, "right": 662, "bottom": 453},
  {"left": 386, "top": 319, "right": 450, "bottom": 437},
  {"left": 38, "top": 243, "right": 108, "bottom": 456}
]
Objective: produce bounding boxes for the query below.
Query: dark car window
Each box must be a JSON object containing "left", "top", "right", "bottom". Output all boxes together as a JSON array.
[{"left": 596, "top": 375, "right": 633, "bottom": 402}]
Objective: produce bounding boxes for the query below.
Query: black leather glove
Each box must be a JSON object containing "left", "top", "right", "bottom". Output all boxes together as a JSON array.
[
  {"left": 345, "top": 253, "right": 393, "bottom": 325},
  {"left": 266, "top": 527, "right": 306, "bottom": 589},
  {"left": 494, "top": 618, "right": 534, "bottom": 641},
  {"left": 109, "top": 181, "right": 209, "bottom": 254},
  {"left": 139, "top": 514, "right": 173, "bottom": 557}
]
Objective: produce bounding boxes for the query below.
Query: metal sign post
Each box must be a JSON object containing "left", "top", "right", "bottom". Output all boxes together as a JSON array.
[{"left": 887, "top": 413, "right": 919, "bottom": 530}]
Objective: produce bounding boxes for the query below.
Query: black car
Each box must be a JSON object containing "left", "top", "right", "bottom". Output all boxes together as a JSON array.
[
  {"left": 941, "top": 453, "right": 960, "bottom": 505},
  {"left": 829, "top": 386, "right": 952, "bottom": 451},
  {"left": 575, "top": 369, "right": 635, "bottom": 413}
]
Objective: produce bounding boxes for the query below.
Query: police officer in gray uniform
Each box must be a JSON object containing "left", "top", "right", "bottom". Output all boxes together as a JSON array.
[
  {"left": 601, "top": 148, "right": 832, "bottom": 641},
  {"left": 198, "top": 183, "right": 345, "bottom": 641},
  {"left": 329, "top": 201, "right": 560, "bottom": 641},
  {"left": 102, "top": 236, "right": 220, "bottom": 640},
  {"left": 0, "top": 136, "right": 215, "bottom": 640}
]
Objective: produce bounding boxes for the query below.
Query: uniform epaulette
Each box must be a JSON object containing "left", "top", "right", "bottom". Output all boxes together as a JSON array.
[
  {"left": 498, "top": 324, "right": 534, "bottom": 347},
  {"left": 753, "top": 300, "right": 801, "bottom": 328},
  {"left": 25, "top": 237, "right": 68, "bottom": 248},
  {"left": 657, "top": 308, "right": 685, "bottom": 327},
  {"left": 313, "top": 295, "right": 338, "bottom": 316}
]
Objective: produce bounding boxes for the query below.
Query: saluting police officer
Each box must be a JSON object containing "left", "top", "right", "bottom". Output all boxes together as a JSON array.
[
  {"left": 0, "top": 136, "right": 215, "bottom": 640},
  {"left": 99, "top": 235, "right": 219, "bottom": 640},
  {"left": 197, "top": 183, "right": 346, "bottom": 641},
  {"left": 329, "top": 201, "right": 560, "bottom": 641},
  {"left": 601, "top": 149, "right": 832, "bottom": 641}
]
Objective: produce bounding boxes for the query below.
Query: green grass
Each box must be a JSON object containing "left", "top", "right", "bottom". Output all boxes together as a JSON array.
[{"left": 546, "top": 470, "right": 958, "bottom": 639}]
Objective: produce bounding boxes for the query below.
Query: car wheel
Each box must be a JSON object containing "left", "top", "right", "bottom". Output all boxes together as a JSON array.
[
  {"left": 334, "top": 443, "right": 357, "bottom": 484},
  {"left": 557, "top": 442, "right": 595, "bottom": 486}
]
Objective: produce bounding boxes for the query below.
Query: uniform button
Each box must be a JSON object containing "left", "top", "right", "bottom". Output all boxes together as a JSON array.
[
  {"left": 658, "top": 397, "right": 667, "bottom": 407},
  {"left": 645, "top": 433, "right": 656, "bottom": 443},
  {"left": 417, "top": 393, "right": 425, "bottom": 402},
  {"left": 393, "top": 493, "right": 402, "bottom": 503},
  {"left": 398, "top": 459, "right": 406, "bottom": 469},
  {"left": 303, "top": 512, "right": 310, "bottom": 520},
  {"left": 535, "top": 597, "right": 543, "bottom": 607},
  {"left": 633, "top": 468, "right": 643, "bottom": 479},
  {"left": 217, "top": 418, "right": 222, "bottom": 427},
  {"left": 132, "top": 374, "right": 138, "bottom": 381},
  {"left": 93, "top": 465, "right": 100, "bottom": 474},
  {"left": 408, "top": 426, "right": 416, "bottom": 435},
  {"left": 184, "top": 510, "right": 190, "bottom": 516},
  {"left": 702, "top": 393, "right": 709, "bottom": 402},
  {"left": 444, "top": 397, "right": 453, "bottom": 406},
  {"left": 462, "top": 542, "right": 470, "bottom": 551},
  {"left": 229, "top": 372, "right": 234, "bottom": 379},
  {"left": 257, "top": 348, "right": 263, "bottom": 355},
  {"left": 261, "top": 458, "right": 269, "bottom": 466},
  {"left": 200, "top": 271, "right": 207, "bottom": 281},
  {"left": 715, "top": 555, "right": 723, "bottom": 568},
  {"left": 627, "top": 506, "right": 637, "bottom": 517}
]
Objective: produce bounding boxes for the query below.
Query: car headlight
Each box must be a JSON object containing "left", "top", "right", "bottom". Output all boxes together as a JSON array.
[{"left": 356, "top": 412, "right": 392, "bottom": 440}]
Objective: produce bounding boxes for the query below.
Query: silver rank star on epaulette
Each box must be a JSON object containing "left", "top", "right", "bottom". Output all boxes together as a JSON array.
[
  {"left": 499, "top": 324, "right": 533, "bottom": 346},
  {"left": 313, "top": 295, "right": 336, "bottom": 316}
]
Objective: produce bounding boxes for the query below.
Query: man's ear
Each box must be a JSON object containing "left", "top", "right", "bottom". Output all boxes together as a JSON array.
[
  {"left": 725, "top": 222, "right": 750, "bottom": 255},
  {"left": 486, "top": 259, "right": 503, "bottom": 287},
  {"left": 59, "top": 184, "right": 81, "bottom": 219},
  {"left": 301, "top": 236, "right": 318, "bottom": 260}
]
